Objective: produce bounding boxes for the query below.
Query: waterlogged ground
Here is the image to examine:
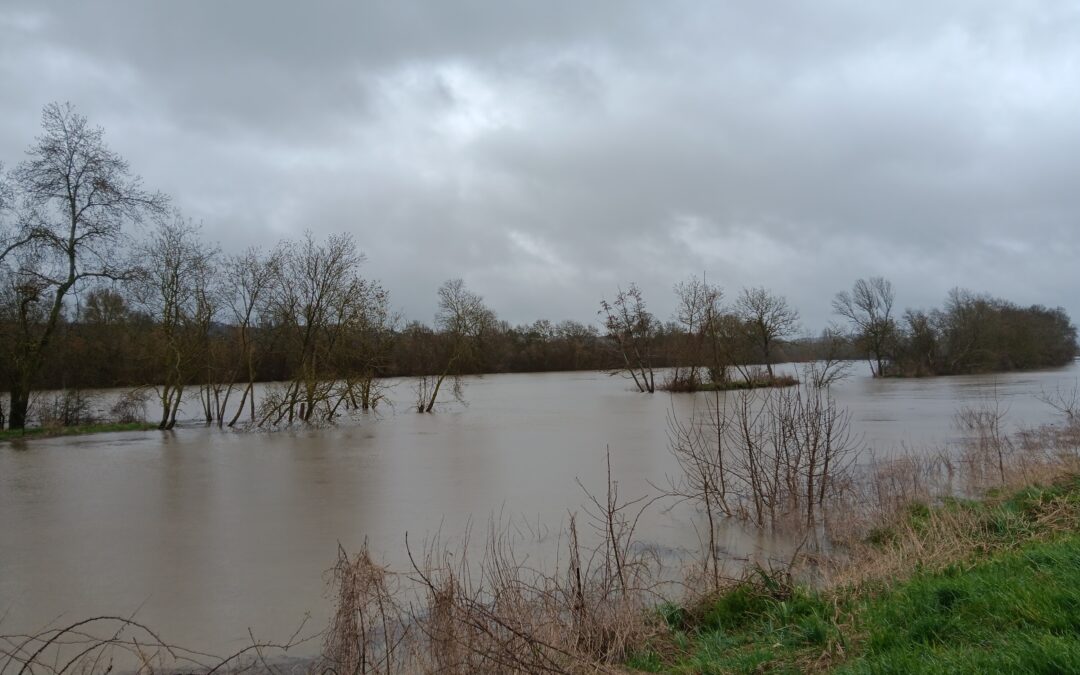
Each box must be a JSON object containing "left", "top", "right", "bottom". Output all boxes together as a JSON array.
[{"left": 1, "top": 362, "right": 1078, "bottom": 658}]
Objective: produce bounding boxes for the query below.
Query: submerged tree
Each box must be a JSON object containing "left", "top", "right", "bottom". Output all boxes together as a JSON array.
[
  {"left": 734, "top": 286, "right": 800, "bottom": 380},
  {"left": 415, "top": 278, "right": 495, "bottom": 412},
  {"left": 134, "top": 215, "right": 218, "bottom": 430},
  {"left": 600, "top": 284, "right": 658, "bottom": 393},
  {"left": 217, "top": 247, "right": 280, "bottom": 427},
  {"left": 259, "top": 232, "right": 386, "bottom": 426},
  {"left": 668, "top": 275, "right": 724, "bottom": 391},
  {"left": 833, "top": 277, "right": 897, "bottom": 376},
  {"left": 1, "top": 103, "right": 168, "bottom": 429}
]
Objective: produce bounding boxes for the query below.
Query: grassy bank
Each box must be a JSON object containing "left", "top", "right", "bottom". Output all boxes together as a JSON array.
[
  {"left": 627, "top": 476, "right": 1080, "bottom": 673},
  {"left": 0, "top": 421, "right": 158, "bottom": 442}
]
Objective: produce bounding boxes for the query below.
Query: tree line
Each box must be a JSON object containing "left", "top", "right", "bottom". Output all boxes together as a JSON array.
[
  {"left": 599, "top": 275, "right": 1076, "bottom": 394},
  {"left": 1, "top": 103, "right": 1075, "bottom": 430}
]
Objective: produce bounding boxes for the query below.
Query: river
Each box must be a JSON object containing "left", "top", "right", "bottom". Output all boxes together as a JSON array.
[{"left": 1, "top": 362, "right": 1077, "bottom": 658}]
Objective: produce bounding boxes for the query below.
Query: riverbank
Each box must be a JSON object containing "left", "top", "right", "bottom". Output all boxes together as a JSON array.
[
  {"left": 627, "top": 475, "right": 1080, "bottom": 673},
  {"left": 0, "top": 421, "right": 158, "bottom": 442}
]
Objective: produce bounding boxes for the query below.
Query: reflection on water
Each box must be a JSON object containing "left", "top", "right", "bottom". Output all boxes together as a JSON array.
[{"left": 1, "top": 362, "right": 1077, "bottom": 655}]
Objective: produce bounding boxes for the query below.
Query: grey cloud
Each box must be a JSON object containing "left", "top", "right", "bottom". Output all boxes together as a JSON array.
[{"left": 1, "top": 1, "right": 1078, "bottom": 328}]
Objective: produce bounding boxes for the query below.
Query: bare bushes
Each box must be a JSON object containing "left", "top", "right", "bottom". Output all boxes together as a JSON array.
[
  {"left": 668, "top": 384, "right": 859, "bottom": 542},
  {"left": 320, "top": 452, "right": 662, "bottom": 674},
  {"left": 322, "top": 544, "right": 409, "bottom": 675},
  {"left": 39, "top": 390, "right": 98, "bottom": 428},
  {"left": 955, "top": 398, "right": 1080, "bottom": 493},
  {"left": 109, "top": 389, "right": 148, "bottom": 424}
]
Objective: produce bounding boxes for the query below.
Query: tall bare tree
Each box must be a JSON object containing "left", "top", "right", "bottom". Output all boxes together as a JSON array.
[
  {"left": 669, "top": 275, "right": 724, "bottom": 390},
  {"left": 416, "top": 278, "right": 495, "bottom": 412},
  {"left": 2, "top": 103, "right": 168, "bottom": 428},
  {"left": 600, "top": 284, "right": 658, "bottom": 393},
  {"left": 734, "top": 286, "right": 800, "bottom": 380},
  {"left": 832, "top": 276, "right": 896, "bottom": 376},
  {"left": 259, "top": 232, "right": 382, "bottom": 425},
  {"left": 219, "top": 247, "right": 280, "bottom": 427},
  {"left": 135, "top": 215, "right": 218, "bottom": 430}
]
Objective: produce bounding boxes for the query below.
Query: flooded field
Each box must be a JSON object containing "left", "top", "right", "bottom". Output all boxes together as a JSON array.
[{"left": 2, "top": 362, "right": 1077, "bottom": 656}]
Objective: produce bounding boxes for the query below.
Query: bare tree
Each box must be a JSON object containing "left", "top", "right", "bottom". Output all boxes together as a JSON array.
[
  {"left": 219, "top": 247, "right": 280, "bottom": 427},
  {"left": 1, "top": 103, "right": 168, "bottom": 428},
  {"left": 801, "top": 324, "right": 854, "bottom": 389},
  {"left": 416, "top": 279, "right": 495, "bottom": 413},
  {"left": 259, "top": 232, "right": 382, "bottom": 426},
  {"left": 135, "top": 215, "right": 219, "bottom": 430},
  {"left": 734, "top": 286, "right": 800, "bottom": 380},
  {"left": 668, "top": 275, "right": 723, "bottom": 391},
  {"left": 599, "top": 284, "right": 658, "bottom": 393},
  {"left": 669, "top": 383, "right": 858, "bottom": 536},
  {"left": 832, "top": 277, "right": 896, "bottom": 377}
]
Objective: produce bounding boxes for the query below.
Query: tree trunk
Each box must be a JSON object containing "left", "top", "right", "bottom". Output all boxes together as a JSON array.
[{"left": 8, "top": 383, "right": 30, "bottom": 430}]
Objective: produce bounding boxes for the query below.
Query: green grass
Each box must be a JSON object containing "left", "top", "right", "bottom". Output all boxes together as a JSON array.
[
  {"left": 629, "top": 476, "right": 1080, "bottom": 673},
  {"left": 838, "top": 536, "right": 1080, "bottom": 673},
  {"left": 0, "top": 421, "right": 158, "bottom": 442}
]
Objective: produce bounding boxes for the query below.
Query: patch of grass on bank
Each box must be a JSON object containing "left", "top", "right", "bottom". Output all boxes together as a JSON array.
[
  {"left": 0, "top": 421, "right": 158, "bottom": 442},
  {"left": 627, "top": 476, "right": 1080, "bottom": 673},
  {"left": 663, "top": 374, "right": 800, "bottom": 393},
  {"left": 702, "top": 374, "right": 799, "bottom": 392}
]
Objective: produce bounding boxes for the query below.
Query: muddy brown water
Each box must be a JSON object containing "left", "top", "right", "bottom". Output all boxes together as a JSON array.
[{"left": 2, "top": 362, "right": 1077, "bottom": 658}]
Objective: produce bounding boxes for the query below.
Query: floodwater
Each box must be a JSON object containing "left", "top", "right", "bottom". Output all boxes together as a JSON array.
[{"left": 1, "top": 362, "right": 1078, "bottom": 657}]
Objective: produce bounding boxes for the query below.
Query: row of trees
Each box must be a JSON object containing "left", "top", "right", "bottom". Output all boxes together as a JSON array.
[
  {"left": 0, "top": 104, "right": 502, "bottom": 430},
  {"left": 600, "top": 274, "right": 1077, "bottom": 394},
  {"left": 833, "top": 277, "right": 1078, "bottom": 377}
]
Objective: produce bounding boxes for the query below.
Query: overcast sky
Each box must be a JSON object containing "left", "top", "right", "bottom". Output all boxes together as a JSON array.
[{"left": 2, "top": 1, "right": 1078, "bottom": 330}]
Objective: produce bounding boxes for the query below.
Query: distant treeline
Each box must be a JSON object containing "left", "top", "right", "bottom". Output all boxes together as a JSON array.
[
  {"left": 1, "top": 103, "right": 1076, "bottom": 430},
  {"left": 28, "top": 297, "right": 829, "bottom": 390},
  {"left": 832, "top": 278, "right": 1077, "bottom": 378}
]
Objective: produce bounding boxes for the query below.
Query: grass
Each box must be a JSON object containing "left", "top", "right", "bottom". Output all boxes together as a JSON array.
[
  {"left": 0, "top": 421, "right": 158, "bottom": 442},
  {"left": 664, "top": 374, "right": 800, "bottom": 393},
  {"left": 699, "top": 374, "right": 800, "bottom": 392},
  {"left": 627, "top": 475, "right": 1080, "bottom": 673}
]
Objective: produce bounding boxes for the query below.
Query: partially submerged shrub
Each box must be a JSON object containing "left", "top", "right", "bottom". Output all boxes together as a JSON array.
[
  {"left": 39, "top": 389, "right": 98, "bottom": 428},
  {"left": 110, "top": 389, "right": 149, "bottom": 424}
]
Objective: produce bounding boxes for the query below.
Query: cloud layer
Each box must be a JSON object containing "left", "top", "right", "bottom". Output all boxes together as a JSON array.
[{"left": 2, "top": 1, "right": 1078, "bottom": 329}]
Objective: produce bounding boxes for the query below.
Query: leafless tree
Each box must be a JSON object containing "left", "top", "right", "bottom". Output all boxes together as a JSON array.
[
  {"left": 259, "top": 232, "right": 383, "bottom": 426},
  {"left": 1037, "top": 382, "right": 1080, "bottom": 422},
  {"left": 134, "top": 214, "right": 219, "bottom": 430},
  {"left": 734, "top": 286, "right": 800, "bottom": 380},
  {"left": 599, "top": 284, "right": 658, "bottom": 393},
  {"left": 669, "top": 383, "right": 858, "bottom": 536},
  {"left": 833, "top": 277, "right": 897, "bottom": 376},
  {"left": 801, "top": 324, "right": 854, "bottom": 389},
  {"left": 0, "top": 103, "right": 168, "bottom": 428},
  {"left": 217, "top": 247, "right": 280, "bottom": 427},
  {"left": 416, "top": 278, "right": 495, "bottom": 413},
  {"left": 668, "top": 275, "right": 723, "bottom": 391}
]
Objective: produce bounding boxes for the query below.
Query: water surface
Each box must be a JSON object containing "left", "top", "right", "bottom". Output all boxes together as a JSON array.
[{"left": 2, "top": 362, "right": 1077, "bottom": 656}]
